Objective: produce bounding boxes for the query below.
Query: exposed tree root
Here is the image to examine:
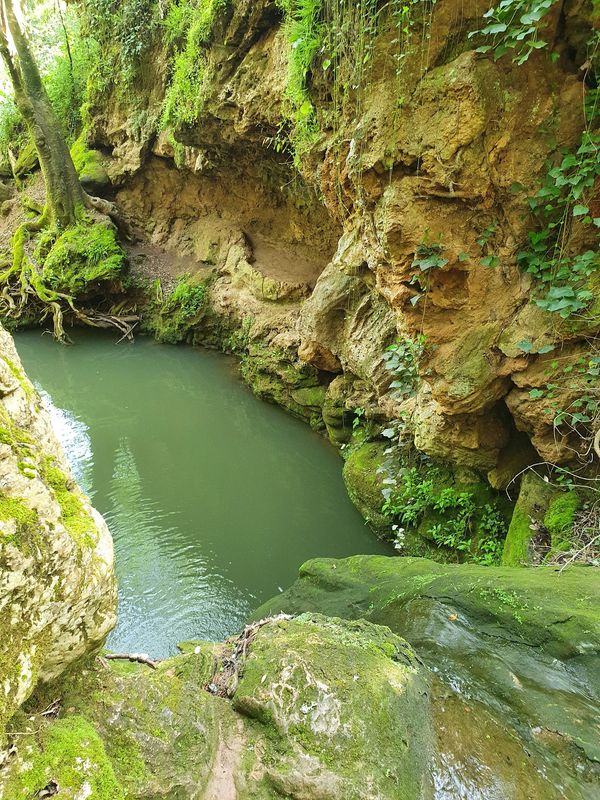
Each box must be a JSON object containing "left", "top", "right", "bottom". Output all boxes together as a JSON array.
[{"left": 0, "top": 220, "right": 138, "bottom": 342}]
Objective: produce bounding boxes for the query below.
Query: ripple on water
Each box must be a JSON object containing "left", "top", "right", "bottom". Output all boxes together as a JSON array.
[{"left": 16, "top": 330, "right": 392, "bottom": 658}]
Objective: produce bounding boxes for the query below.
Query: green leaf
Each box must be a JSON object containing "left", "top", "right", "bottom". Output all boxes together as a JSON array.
[
  {"left": 482, "top": 22, "right": 508, "bottom": 33},
  {"left": 572, "top": 204, "right": 589, "bottom": 216}
]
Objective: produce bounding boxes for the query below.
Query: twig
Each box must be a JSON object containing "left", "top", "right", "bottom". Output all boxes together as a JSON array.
[{"left": 104, "top": 652, "right": 158, "bottom": 669}]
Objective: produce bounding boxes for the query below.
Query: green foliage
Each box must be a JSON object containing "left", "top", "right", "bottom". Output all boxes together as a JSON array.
[
  {"left": 161, "top": 0, "right": 229, "bottom": 128},
  {"left": 278, "top": 0, "right": 324, "bottom": 154},
  {"left": 45, "top": 37, "right": 96, "bottom": 143},
  {"left": 383, "top": 465, "right": 508, "bottom": 564},
  {"left": 383, "top": 334, "right": 426, "bottom": 397},
  {"left": 469, "top": 0, "right": 558, "bottom": 64},
  {"left": 516, "top": 123, "right": 600, "bottom": 318},
  {"left": 152, "top": 276, "right": 208, "bottom": 343},
  {"left": 41, "top": 223, "right": 127, "bottom": 295},
  {"left": 81, "top": 0, "right": 160, "bottom": 83}
]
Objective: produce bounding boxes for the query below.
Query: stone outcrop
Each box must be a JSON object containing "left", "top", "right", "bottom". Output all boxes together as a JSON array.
[
  {"left": 77, "top": 0, "right": 598, "bottom": 492},
  {"left": 257, "top": 555, "right": 600, "bottom": 799},
  {"left": 0, "top": 326, "right": 116, "bottom": 747},
  {"left": 1, "top": 614, "right": 433, "bottom": 799}
]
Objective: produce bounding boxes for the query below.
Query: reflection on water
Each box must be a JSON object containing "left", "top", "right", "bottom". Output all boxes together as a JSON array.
[{"left": 17, "top": 329, "right": 391, "bottom": 657}]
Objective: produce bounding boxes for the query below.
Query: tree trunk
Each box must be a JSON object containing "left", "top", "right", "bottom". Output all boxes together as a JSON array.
[{"left": 0, "top": 0, "right": 85, "bottom": 228}]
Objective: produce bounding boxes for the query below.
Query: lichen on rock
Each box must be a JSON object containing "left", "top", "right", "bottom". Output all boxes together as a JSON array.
[{"left": 0, "top": 325, "right": 116, "bottom": 750}]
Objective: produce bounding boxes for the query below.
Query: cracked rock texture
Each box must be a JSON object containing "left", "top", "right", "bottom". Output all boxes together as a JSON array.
[{"left": 0, "top": 325, "right": 116, "bottom": 748}]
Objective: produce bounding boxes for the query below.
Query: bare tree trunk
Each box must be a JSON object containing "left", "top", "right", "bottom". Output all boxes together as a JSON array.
[{"left": 0, "top": 0, "right": 85, "bottom": 228}]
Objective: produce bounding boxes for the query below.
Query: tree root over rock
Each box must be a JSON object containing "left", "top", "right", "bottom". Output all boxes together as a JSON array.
[{"left": 0, "top": 218, "right": 137, "bottom": 342}]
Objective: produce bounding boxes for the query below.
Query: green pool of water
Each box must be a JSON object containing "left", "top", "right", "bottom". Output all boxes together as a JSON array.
[{"left": 15, "top": 329, "right": 391, "bottom": 657}]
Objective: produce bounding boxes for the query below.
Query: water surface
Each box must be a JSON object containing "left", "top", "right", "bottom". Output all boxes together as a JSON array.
[{"left": 15, "top": 330, "right": 391, "bottom": 657}]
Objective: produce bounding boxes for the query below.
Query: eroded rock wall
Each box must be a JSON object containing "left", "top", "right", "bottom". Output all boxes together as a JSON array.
[
  {"left": 83, "top": 0, "right": 598, "bottom": 483},
  {"left": 0, "top": 326, "right": 116, "bottom": 746}
]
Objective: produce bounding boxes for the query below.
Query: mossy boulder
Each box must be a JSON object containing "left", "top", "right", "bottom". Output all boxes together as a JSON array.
[
  {"left": 342, "top": 440, "right": 389, "bottom": 532},
  {"left": 255, "top": 556, "right": 600, "bottom": 796},
  {"left": 0, "top": 326, "right": 116, "bottom": 749},
  {"left": 40, "top": 221, "right": 127, "bottom": 296},
  {"left": 71, "top": 135, "right": 111, "bottom": 193},
  {"left": 2, "top": 615, "right": 433, "bottom": 800},
  {"left": 241, "top": 341, "right": 326, "bottom": 429},
  {"left": 501, "top": 471, "right": 580, "bottom": 566}
]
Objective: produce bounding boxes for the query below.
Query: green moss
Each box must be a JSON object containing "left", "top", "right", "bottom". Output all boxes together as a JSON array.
[
  {"left": 162, "top": 0, "right": 229, "bottom": 128},
  {"left": 42, "top": 458, "right": 98, "bottom": 547},
  {"left": 13, "top": 136, "right": 38, "bottom": 176},
  {"left": 501, "top": 472, "right": 556, "bottom": 566},
  {"left": 2, "top": 355, "right": 35, "bottom": 400},
  {"left": 342, "top": 441, "right": 389, "bottom": 532},
  {"left": 240, "top": 341, "right": 324, "bottom": 429},
  {"left": 544, "top": 491, "right": 580, "bottom": 550},
  {"left": 501, "top": 505, "right": 531, "bottom": 567},
  {"left": 145, "top": 275, "right": 209, "bottom": 343},
  {"left": 3, "top": 715, "right": 125, "bottom": 799},
  {"left": 0, "top": 493, "right": 38, "bottom": 549},
  {"left": 41, "top": 222, "right": 127, "bottom": 296},
  {"left": 70, "top": 135, "right": 110, "bottom": 188}
]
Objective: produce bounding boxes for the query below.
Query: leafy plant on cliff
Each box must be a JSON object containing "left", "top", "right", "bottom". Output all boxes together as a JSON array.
[
  {"left": 162, "top": 0, "right": 229, "bottom": 128},
  {"left": 278, "top": 0, "right": 431, "bottom": 172},
  {"left": 469, "top": 0, "right": 558, "bottom": 64},
  {"left": 383, "top": 334, "right": 426, "bottom": 397},
  {"left": 383, "top": 464, "right": 508, "bottom": 564},
  {"left": 81, "top": 0, "right": 159, "bottom": 84}
]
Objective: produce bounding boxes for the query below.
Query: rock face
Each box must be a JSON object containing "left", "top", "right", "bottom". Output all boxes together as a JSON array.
[
  {"left": 1, "top": 614, "right": 433, "bottom": 800},
  {"left": 0, "top": 326, "right": 116, "bottom": 746},
  {"left": 256, "top": 556, "right": 600, "bottom": 799},
  {"left": 77, "top": 0, "right": 598, "bottom": 490}
]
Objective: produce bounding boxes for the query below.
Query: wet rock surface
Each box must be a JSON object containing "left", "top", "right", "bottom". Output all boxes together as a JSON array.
[{"left": 0, "top": 326, "right": 116, "bottom": 749}]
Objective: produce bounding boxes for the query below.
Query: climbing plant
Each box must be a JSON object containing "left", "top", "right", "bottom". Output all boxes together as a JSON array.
[{"left": 469, "top": 0, "right": 559, "bottom": 64}]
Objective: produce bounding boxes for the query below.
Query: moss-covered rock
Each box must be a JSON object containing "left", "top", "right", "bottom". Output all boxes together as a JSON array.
[
  {"left": 342, "top": 440, "right": 389, "bottom": 532},
  {"left": 255, "top": 555, "right": 600, "bottom": 796},
  {"left": 0, "top": 325, "right": 116, "bottom": 748},
  {"left": 141, "top": 275, "right": 210, "bottom": 344},
  {"left": 499, "top": 470, "right": 577, "bottom": 566},
  {"left": 241, "top": 341, "right": 326, "bottom": 429},
  {"left": 40, "top": 221, "right": 127, "bottom": 296},
  {"left": 233, "top": 613, "right": 433, "bottom": 800},
  {"left": 71, "top": 135, "right": 111, "bottom": 193},
  {"left": 2, "top": 616, "right": 433, "bottom": 800}
]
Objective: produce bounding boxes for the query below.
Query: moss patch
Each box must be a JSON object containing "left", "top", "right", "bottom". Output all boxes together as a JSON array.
[
  {"left": 143, "top": 275, "right": 209, "bottom": 344},
  {"left": 71, "top": 135, "right": 110, "bottom": 189},
  {"left": 2, "top": 715, "right": 125, "bottom": 799},
  {"left": 342, "top": 441, "right": 388, "bottom": 532},
  {"left": 41, "top": 222, "right": 127, "bottom": 296},
  {"left": 41, "top": 458, "right": 98, "bottom": 547}
]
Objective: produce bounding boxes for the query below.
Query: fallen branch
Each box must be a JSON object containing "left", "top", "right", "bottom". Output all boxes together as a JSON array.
[{"left": 104, "top": 652, "right": 158, "bottom": 669}]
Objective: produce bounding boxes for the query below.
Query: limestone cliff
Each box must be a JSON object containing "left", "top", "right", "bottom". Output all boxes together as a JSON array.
[
  {"left": 77, "top": 0, "right": 598, "bottom": 479},
  {"left": 0, "top": 325, "right": 116, "bottom": 748}
]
